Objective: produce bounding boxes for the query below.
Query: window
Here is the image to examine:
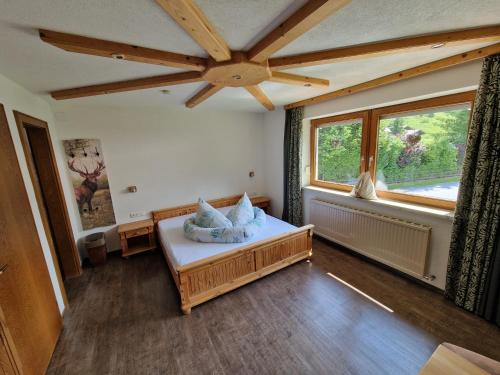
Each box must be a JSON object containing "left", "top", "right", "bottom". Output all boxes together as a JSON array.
[
  {"left": 311, "top": 111, "right": 369, "bottom": 191},
  {"left": 310, "top": 92, "right": 475, "bottom": 209},
  {"left": 373, "top": 102, "right": 472, "bottom": 204}
]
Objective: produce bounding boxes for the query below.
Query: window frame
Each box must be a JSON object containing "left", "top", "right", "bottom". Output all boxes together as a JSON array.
[
  {"left": 310, "top": 91, "right": 476, "bottom": 209},
  {"left": 310, "top": 111, "right": 370, "bottom": 192}
]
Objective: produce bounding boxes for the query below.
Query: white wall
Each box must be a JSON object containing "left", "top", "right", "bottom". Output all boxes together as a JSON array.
[
  {"left": 0, "top": 73, "right": 67, "bottom": 313},
  {"left": 51, "top": 103, "right": 266, "bottom": 252},
  {"left": 304, "top": 61, "right": 481, "bottom": 120},
  {"left": 263, "top": 107, "right": 286, "bottom": 218},
  {"left": 262, "top": 61, "right": 483, "bottom": 290}
]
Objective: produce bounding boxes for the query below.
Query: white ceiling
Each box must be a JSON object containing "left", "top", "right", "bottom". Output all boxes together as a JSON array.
[{"left": 0, "top": 0, "right": 499, "bottom": 112}]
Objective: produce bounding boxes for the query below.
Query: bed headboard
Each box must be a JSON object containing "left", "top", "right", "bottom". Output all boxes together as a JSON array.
[{"left": 152, "top": 195, "right": 271, "bottom": 224}]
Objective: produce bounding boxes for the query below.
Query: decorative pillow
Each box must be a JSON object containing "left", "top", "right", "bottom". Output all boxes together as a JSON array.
[
  {"left": 194, "top": 198, "right": 233, "bottom": 228},
  {"left": 350, "top": 172, "right": 378, "bottom": 200},
  {"left": 242, "top": 207, "right": 267, "bottom": 239},
  {"left": 226, "top": 193, "right": 254, "bottom": 226},
  {"left": 184, "top": 207, "right": 266, "bottom": 243}
]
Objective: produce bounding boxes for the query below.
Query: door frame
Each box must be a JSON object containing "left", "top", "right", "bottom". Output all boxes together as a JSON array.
[
  {"left": 0, "top": 104, "right": 24, "bottom": 375},
  {"left": 1, "top": 104, "right": 63, "bottom": 374},
  {"left": 0, "top": 305, "right": 23, "bottom": 375},
  {"left": 14, "top": 111, "right": 81, "bottom": 286}
]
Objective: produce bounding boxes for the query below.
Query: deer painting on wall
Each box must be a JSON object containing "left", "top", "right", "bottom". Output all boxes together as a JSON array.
[
  {"left": 63, "top": 139, "right": 116, "bottom": 230},
  {"left": 68, "top": 159, "right": 105, "bottom": 214}
]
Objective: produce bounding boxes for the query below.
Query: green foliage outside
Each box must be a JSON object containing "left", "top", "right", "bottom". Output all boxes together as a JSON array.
[
  {"left": 316, "top": 108, "right": 470, "bottom": 189},
  {"left": 317, "top": 122, "right": 361, "bottom": 184}
]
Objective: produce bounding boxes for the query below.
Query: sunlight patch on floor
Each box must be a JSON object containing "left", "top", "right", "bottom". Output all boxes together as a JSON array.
[{"left": 327, "top": 272, "right": 394, "bottom": 313}]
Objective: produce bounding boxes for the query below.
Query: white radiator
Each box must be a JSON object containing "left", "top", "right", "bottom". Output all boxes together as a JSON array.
[{"left": 310, "top": 199, "right": 431, "bottom": 278}]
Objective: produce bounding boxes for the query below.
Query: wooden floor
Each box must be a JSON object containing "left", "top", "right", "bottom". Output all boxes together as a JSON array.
[{"left": 47, "top": 238, "right": 500, "bottom": 375}]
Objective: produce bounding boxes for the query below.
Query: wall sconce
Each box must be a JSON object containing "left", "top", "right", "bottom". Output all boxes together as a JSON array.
[{"left": 127, "top": 186, "right": 137, "bottom": 193}]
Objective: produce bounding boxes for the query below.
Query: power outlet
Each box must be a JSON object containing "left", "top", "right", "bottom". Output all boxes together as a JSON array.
[{"left": 129, "top": 211, "right": 146, "bottom": 218}]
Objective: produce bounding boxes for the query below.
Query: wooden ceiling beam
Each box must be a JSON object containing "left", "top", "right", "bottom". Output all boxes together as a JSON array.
[
  {"left": 269, "top": 71, "right": 329, "bottom": 88},
  {"left": 245, "top": 85, "right": 275, "bottom": 111},
  {"left": 285, "top": 43, "right": 500, "bottom": 109},
  {"left": 155, "top": 0, "right": 231, "bottom": 62},
  {"left": 247, "top": 0, "right": 351, "bottom": 63},
  {"left": 51, "top": 71, "right": 204, "bottom": 100},
  {"left": 39, "top": 29, "right": 207, "bottom": 71},
  {"left": 269, "top": 25, "right": 500, "bottom": 70},
  {"left": 185, "top": 84, "right": 223, "bottom": 108}
]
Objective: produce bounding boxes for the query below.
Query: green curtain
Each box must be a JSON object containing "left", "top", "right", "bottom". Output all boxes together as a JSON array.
[
  {"left": 282, "top": 107, "right": 304, "bottom": 227},
  {"left": 479, "top": 233, "right": 500, "bottom": 324},
  {"left": 445, "top": 54, "right": 500, "bottom": 326}
]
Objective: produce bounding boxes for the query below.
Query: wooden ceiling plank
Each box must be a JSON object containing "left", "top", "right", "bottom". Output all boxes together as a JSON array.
[
  {"left": 185, "top": 84, "right": 223, "bottom": 108},
  {"left": 51, "top": 71, "right": 204, "bottom": 100},
  {"left": 155, "top": 0, "right": 231, "bottom": 62},
  {"left": 269, "top": 25, "right": 500, "bottom": 70},
  {"left": 39, "top": 29, "right": 207, "bottom": 71},
  {"left": 285, "top": 43, "right": 500, "bottom": 109},
  {"left": 245, "top": 85, "right": 275, "bottom": 111},
  {"left": 247, "top": 0, "right": 351, "bottom": 63},
  {"left": 269, "top": 71, "right": 329, "bottom": 87}
]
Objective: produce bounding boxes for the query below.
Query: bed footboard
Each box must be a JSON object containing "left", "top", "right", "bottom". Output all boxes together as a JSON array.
[{"left": 171, "top": 225, "right": 313, "bottom": 314}]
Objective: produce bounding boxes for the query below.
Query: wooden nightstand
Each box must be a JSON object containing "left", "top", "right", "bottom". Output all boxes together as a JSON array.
[{"left": 118, "top": 219, "right": 156, "bottom": 258}]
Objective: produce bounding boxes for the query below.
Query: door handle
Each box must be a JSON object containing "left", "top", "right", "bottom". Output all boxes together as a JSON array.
[{"left": 0, "top": 264, "right": 7, "bottom": 274}]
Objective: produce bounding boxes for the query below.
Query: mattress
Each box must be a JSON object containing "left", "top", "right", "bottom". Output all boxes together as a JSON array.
[{"left": 157, "top": 205, "right": 297, "bottom": 270}]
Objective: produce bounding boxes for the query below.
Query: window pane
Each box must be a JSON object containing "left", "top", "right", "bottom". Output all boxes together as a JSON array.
[
  {"left": 316, "top": 119, "right": 362, "bottom": 184},
  {"left": 375, "top": 104, "right": 471, "bottom": 201}
]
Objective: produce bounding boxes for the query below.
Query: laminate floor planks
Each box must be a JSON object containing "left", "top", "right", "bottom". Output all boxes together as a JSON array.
[{"left": 47, "top": 238, "right": 500, "bottom": 375}]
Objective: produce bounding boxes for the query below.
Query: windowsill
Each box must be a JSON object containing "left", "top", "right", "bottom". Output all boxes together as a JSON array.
[{"left": 304, "top": 185, "right": 455, "bottom": 221}]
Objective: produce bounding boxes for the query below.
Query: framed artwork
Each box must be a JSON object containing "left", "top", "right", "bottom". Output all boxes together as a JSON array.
[{"left": 63, "top": 139, "right": 116, "bottom": 230}]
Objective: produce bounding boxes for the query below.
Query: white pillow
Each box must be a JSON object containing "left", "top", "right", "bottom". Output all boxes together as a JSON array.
[
  {"left": 226, "top": 193, "right": 254, "bottom": 226},
  {"left": 184, "top": 207, "right": 267, "bottom": 243},
  {"left": 350, "top": 172, "right": 378, "bottom": 200},
  {"left": 194, "top": 198, "right": 233, "bottom": 228}
]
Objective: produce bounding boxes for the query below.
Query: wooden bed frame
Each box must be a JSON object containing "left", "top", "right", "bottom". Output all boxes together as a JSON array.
[{"left": 152, "top": 195, "right": 313, "bottom": 314}]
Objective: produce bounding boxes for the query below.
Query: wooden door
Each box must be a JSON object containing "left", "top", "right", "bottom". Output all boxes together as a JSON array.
[
  {"left": 0, "top": 104, "right": 62, "bottom": 375},
  {"left": 0, "top": 338, "right": 19, "bottom": 375},
  {"left": 14, "top": 112, "right": 81, "bottom": 280},
  {"left": 0, "top": 308, "right": 21, "bottom": 375}
]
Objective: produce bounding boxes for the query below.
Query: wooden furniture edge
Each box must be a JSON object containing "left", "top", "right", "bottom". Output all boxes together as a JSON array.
[
  {"left": 177, "top": 224, "right": 314, "bottom": 272},
  {"left": 118, "top": 219, "right": 156, "bottom": 258},
  {"left": 118, "top": 218, "right": 154, "bottom": 233},
  {"left": 159, "top": 239, "right": 180, "bottom": 289},
  {"left": 418, "top": 344, "right": 490, "bottom": 375},
  {"left": 0, "top": 307, "right": 23, "bottom": 375},
  {"left": 186, "top": 250, "right": 312, "bottom": 311},
  {"left": 160, "top": 225, "right": 313, "bottom": 314},
  {"left": 152, "top": 194, "right": 271, "bottom": 223},
  {"left": 154, "top": 194, "right": 313, "bottom": 315}
]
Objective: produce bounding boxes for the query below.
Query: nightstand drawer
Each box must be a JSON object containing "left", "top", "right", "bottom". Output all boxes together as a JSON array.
[
  {"left": 118, "top": 219, "right": 156, "bottom": 258},
  {"left": 125, "top": 227, "right": 149, "bottom": 238}
]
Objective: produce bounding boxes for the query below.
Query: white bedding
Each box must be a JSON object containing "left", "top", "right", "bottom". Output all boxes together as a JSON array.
[{"left": 157, "top": 205, "right": 297, "bottom": 270}]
